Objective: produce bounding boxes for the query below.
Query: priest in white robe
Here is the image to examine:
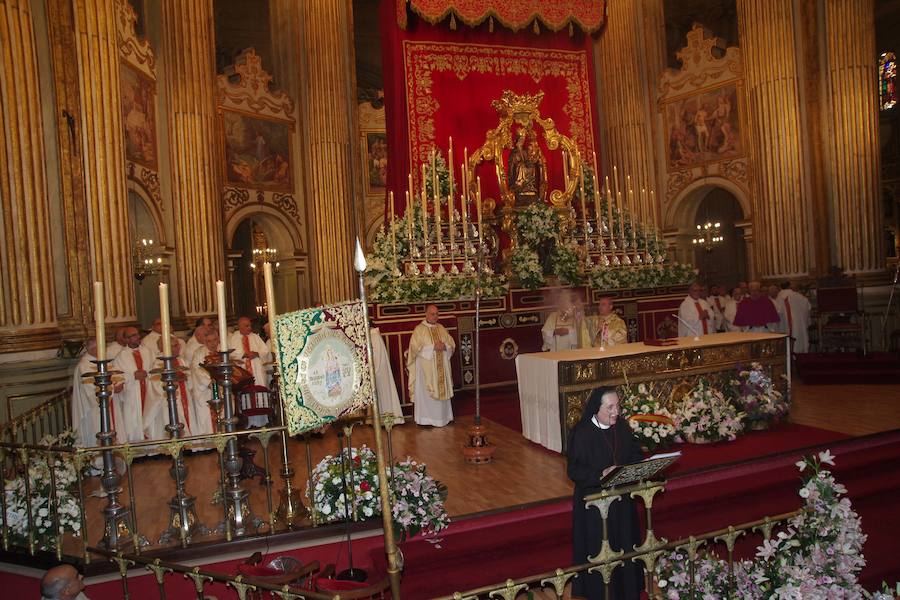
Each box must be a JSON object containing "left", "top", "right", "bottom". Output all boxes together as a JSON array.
[
  {"left": 144, "top": 337, "right": 209, "bottom": 440},
  {"left": 723, "top": 286, "right": 744, "bottom": 332},
  {"left": 112, "top": 327, "right": 153, "bottom": 442},
  {"left": 228, "top": 316, "right": 272, "bottom": 389},
  {"left": 105, "top": 327, "right": 128, "bottom": 361},
  {"left": 190, "top": 330, "right": 222, "bottom": 435},
  {"left": 776, "top": 282, "right": 812, "bottom": 353},
  {"left": 542, "top": 290, "right": 590, "bottom": 351},
  {"left": 182, "top": 318, "right": 211, "bottom": 368},
  {"left": 371, "top": 327, "right": 403, "bottom": 420},
  {"left": 678, "top": 282, "right": 713, "bottom": 338},
  {"left": 407, "top": 305, "right": 455, "bottom": 427},
  {"left": 707, "top": 285, "right": 729, "bottom": 332},
  {"left": 71, "top": 339, "right": 125, "bottom": 448}
]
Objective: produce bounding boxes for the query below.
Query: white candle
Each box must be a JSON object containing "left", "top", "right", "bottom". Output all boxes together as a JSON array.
[
  {"left": 94, "top": 281, "right": 106, "bottom": 361},
  {"left": 476, "top": 176, "right": 483, "bottom": 243},
  {"left": 263, "top": 263, "right": 278, "bottom": 350},
  {"left": 159, "top": 282, "right": 172, "bottom": 356},
  {"left": 216, "top": 280, "right": 229, "bottom": 350}
]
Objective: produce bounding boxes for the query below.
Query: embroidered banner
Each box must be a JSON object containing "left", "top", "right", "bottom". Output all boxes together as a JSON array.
[
  {"left": 402, "top": 40, "right": 597, "bottom": 206},
  {"left": 401, "top": 0, "right": 606, "bottom": 33},
  {"left": 274, "top": 301, "right": 373, "bottom": 435}
]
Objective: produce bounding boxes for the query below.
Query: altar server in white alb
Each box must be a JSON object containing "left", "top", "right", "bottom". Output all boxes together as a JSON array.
[
  {"left": 678, "top": 282, "right": 713, "bottom": 338},
  {"left": 371, "top": 327, "right": 404, "bottom": 420},
  {"left": 542, "top": 289, "right": 590, "bottom": 351},
  {"left": 776, "top": 281, "right": 812, "bottom": 353},
  {"left": 71, "top": 338, "right": 125, "bottom": 448},
  {"left": 143, "top": 337, "right": 211, "bottom": 439},
  {"left": 112, "top": 327, "right": 154, "bottom": 442},
  {"left": 229, "top": 316, "right": 272, "bottom": 388},
  {"left": 407, "top": 305, "right": 455, "bottom": 427}
]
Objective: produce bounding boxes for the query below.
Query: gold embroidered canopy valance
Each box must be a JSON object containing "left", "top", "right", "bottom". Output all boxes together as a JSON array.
[{"left": 398, "top": 0, "right": 607, "bottom": 33}]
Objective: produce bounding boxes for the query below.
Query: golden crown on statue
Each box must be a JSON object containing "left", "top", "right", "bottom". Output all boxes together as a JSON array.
[{"left": 491, "top": 90, "right": 546, "bottom": 124}]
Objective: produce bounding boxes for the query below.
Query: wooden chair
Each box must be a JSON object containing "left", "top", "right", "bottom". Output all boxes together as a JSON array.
[
  {"left": 815, "top": 280, "right": 867, "bottom": 353},
  {"left": 236, "top": 384, "right": 276, "bottom": 428}
]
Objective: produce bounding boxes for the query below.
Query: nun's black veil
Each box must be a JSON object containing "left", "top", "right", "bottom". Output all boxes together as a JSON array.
[{"left": 577, "top": 386, "right": 617, "bottom": 425}]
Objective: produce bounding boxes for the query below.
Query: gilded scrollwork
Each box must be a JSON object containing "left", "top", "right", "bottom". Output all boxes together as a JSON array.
[
  {"left": 223, "top": 187, "right": 250, "bottom": 215},
  {"left": 117, "top": 1, "right": 156, "bottom": 76},
  {"left": 216, "top": 49, "right": 294, "bottom": 118}
]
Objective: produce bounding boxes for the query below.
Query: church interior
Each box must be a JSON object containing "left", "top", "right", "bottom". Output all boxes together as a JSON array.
[{"left": 2, "top": 0, "right": 900, "bottom": 598}]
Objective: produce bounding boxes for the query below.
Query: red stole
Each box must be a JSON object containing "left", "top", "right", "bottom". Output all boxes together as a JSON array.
[
  {"left": 242, "top": 335, "right": 253, "bottom": 372},
  {"left": 694, "top": 302, "right": 709, "bottom": 334},
  {"left": 133, "top": 349, "right": 147, "bottom": 409}
]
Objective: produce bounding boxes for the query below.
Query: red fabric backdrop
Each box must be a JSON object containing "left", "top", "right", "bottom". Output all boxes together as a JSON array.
[
  {"left": 380, "top": 1, "right": 601, "bottom": 215},
  {"left": 404, "top": 0, "right": 607, "bottom": 32}
]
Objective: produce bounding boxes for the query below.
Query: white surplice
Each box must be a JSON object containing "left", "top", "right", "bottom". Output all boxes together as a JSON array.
[
  {"left": 541, "top": 311, "right": 589, "bottom": 351},
  {"left": 70, "top": 353, "right": 126, "bottom": 447},
  {"left": 723, "top": 297, "right": 743, "bottom": 332},
  {"left": 228, "top": 331, "right": 272, "bottom": 388},
  {"left": 143, "top": 356, "right": 204, "bottom": 440},
  {"left": 407, "top": 321, "right": 455, "bottom": 427},
  {"left": 371, "top": 328, "right": 403, "bottom": 419},
  {"left": 112, "top": 345, "right": 155, "bottom": 442},
  {"left": 678, "top": 296, "right": 713, "bottom": 337},
  {"left": 708, "top": 295, "right": 729, "bottom": 332},
  {"left": 776, "top": 289, "right": 812, "bottom": 353},
  {"left": 189, "top": 350, "right": 218, "bottom": 435}
]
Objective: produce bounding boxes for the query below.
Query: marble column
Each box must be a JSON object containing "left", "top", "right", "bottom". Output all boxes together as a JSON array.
[
  {"left": 298, "top": 0, "right": 358, "bottom": 303},
  {"left": 737, "top": 0, "right": 814, "bottom": 278},
  {"left": 823, "top": 0, "right": 882, "bottom": 274},
  {"left": 0, "top": 0, "right": 59, "bottom": 350},
  {"left": 594, "top": 0, "right": 662, "bottom": 224},
  {"left": 269, "top": 0, "right": 299, "bottom": 95},
  {"left": 73, "top": 0, "right": 136, "bottom": 321},
  {"left": 161, "top": 0, "right": 224, "bottom": 316}
]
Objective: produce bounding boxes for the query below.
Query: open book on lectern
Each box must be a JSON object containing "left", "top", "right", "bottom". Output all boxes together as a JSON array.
[{"left": 598, "top": 451, "right": 682, "bottom": 488}]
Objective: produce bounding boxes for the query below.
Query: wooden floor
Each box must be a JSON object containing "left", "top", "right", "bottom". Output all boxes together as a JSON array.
[{"left": 73, "top": 381, "right": 900, "bottom": 554}]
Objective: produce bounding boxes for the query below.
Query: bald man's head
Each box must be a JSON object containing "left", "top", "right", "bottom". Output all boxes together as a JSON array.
[
  {"left": 238, "top": 317, "right": 252, "bottom": 335},
  {"left": 40, "top": 564, "right": 84, "bottom": 600},
  {"left": 124, "top": 327, "right": 141, "bottom": 349}
]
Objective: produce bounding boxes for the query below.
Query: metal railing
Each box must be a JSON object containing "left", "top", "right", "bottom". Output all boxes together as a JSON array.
[{"left": 1, "top": 388, "right": 71, "bottom": 445}]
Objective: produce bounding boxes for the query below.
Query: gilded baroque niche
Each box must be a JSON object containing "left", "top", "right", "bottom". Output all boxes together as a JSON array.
[{"left": 658, "top": 25, "right": 749, "bottom": 209}]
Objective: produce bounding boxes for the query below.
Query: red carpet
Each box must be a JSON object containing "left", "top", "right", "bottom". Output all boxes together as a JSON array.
[{"left": 795, "top": 352, "right": 900, "bottom": 384}]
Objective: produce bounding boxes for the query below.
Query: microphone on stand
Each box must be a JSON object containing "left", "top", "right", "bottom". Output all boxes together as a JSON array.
[{"left": 672, "top": 314, "right": 702, "bottom": 342}]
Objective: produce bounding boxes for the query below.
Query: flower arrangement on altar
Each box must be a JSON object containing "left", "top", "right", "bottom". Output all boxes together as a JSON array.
[
  {"left": 728, "top": 362, "right": 789, "bottom": 429},
  {"left": 4, "top": 430, "right": 81, "bottom": 551},
  {"left": 656, "top": 451, "right": 871, "bottom": 598},
  {"left": 619, "top": 383, "right": 677, "bottom": 451},
  {"left": 308, "top": 446, "right": 449, "bottom": 542},
  {"left": 675, "top": 378, "right": 745, "bottom": 443}
]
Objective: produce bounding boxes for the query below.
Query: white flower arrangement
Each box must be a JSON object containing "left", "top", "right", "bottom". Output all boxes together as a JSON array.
[
  {"left": 4, "top": 430, "right": 81, "bottom": 551},
  {"left": 675, "top": 378, "right": 745, "bottom": 443},
  {"left": 728, "top": 362, "right": 789, "bottom": 427},
  {"left": 620, "top": 383, "right": 677, "bottom": 451},
  {"left": 657, "top": 451, "right": 871, "bottom": 598},
  {"left": 308, "top": 446, "right": 450, "bottom": 542},
  {"left": 509, "top": 246, "right": 544, "bottom": 290}
]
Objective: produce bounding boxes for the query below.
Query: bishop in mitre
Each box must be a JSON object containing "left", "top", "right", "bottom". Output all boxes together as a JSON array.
[
  {"left": 542, "top": 289, "right": 590, "bottom": 351},
  {"left": 407, "top": 304, "right": 455, "bottom": 427},
  {"left": 589, "top": 296, "right": 628, "bottom": 349}
]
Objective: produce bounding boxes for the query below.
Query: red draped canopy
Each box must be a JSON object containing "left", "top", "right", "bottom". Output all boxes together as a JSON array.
[{"left": 398, "top": 0, "right": 607, "bottom": 33}]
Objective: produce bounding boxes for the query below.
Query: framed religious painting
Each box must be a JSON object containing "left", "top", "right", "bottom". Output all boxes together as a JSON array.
[
  {"left": 362, "top": 131, "right": 388, "bottom": 196},
  {"left": 662, "top": 81, "right": 746, "bottom": 171},
  {"left": 273, "top": 301, "right": 374, "bottom": 435},
  {"left": 120, "top": 64, "right": 158, "bottom": 169},
  {"left": 220, "top": 109, "right": 293, "bottom": 192}
]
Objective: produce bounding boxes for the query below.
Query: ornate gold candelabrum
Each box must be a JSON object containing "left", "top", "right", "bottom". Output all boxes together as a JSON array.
[{"left": 157, "top": 354, "right": 209, "bottom": 546}]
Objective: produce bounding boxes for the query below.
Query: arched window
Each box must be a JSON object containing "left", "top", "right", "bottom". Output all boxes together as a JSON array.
[{"left": 879, "top": 52, "right": 897, "bottom": 111}]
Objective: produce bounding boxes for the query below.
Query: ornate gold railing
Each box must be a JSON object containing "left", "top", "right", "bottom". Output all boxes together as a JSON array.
[
  {"left": 1, "top": 388, "right": 71, "bottom": 445},
  {"left": 434, "top": 479, "right": 803, "bottom": 600},
  {"left": 0, "top": 411, "right": 401, "bottom": 563}
]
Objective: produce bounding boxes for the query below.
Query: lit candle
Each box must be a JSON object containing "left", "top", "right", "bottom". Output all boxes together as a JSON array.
[
  {"left": 405, "top": 190, "right": 413, "bottom": 245},
  {"left": 448, "top": 138, "right": 454, "bottom": 205},
  {"left": 462, "top": 148, "right": 470, "bottom": 236},
  {"left": 593, "top": 171, "right": 602, "bottom": 230},
  {"left": 650, "top": 189, "right": 657, "bottom": 226},
  {"left": 93, "top": 281, "right": 106, "bottom": 361},
  {"left": 613, "top": 165, "right": 620, "bottom": 204},
  {"left": 431, "top": 150, "right": 441, "bottom": 236},
  {"left": 159, "top": 282, "right": 172, "bottom": 356},
  {"left": 579, "top": 166, "right": 588, "bottom": 227},
  {"left": 627, "top": 184, "right": 637, "bottom": 246},
  {"left": 216, "top": 280, "right": 229, "bottom": 350},
  {"left": 476, "top": 176, "right": 483, "bottom": 243},
  {"left": 421, "top": 163, "right": 428, "bottom": 240},
  {"left": 617, "top": 191, "right": 626, "bottom": 242},
  {"left": 605, "top": 175, "right": 614, "bottom": 237},
  {"left": 562, "top": 150, "right": 569, "bottom": 188}
]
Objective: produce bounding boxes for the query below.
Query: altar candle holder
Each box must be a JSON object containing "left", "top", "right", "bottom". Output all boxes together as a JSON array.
[{"left": 156, "top": 353, "right": 210, "bottom": 546}]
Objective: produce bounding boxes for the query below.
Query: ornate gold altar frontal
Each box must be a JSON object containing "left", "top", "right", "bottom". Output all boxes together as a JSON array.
[{"left": 517, "top": 333, "right": 788, "bottom": 453}]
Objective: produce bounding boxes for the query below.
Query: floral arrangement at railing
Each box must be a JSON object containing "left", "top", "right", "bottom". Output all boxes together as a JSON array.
[
  {"left": 728, "top": 362, "right": 789, "bottom": 429},
  {"left": 674, "top": 378, "right": 745, "bottom": 444},
  {"left": 308, "top": 445, "right": 449, "bottom": 542},
  {"left": 619, "top": 383, "right": 677, "bottom": 451},
  {"left": 656, "top": 451, "right": 872, "bottom": 598},
  {"left": 4, "top": 430, "right": 81, "bottom": 551}
]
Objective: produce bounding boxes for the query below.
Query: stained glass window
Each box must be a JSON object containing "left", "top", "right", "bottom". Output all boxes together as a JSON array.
[{"left": 880, "top": 52, "right": 897, "bottom": 111}]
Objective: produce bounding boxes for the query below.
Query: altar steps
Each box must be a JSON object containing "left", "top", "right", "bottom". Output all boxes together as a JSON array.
[{"left": 795, "top": 351, "right": 900, "bottom": 385}]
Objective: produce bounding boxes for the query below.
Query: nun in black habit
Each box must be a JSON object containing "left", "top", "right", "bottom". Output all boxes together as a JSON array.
[{"left": 567, "top": 386, "right": 645, "bottom": 600}]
